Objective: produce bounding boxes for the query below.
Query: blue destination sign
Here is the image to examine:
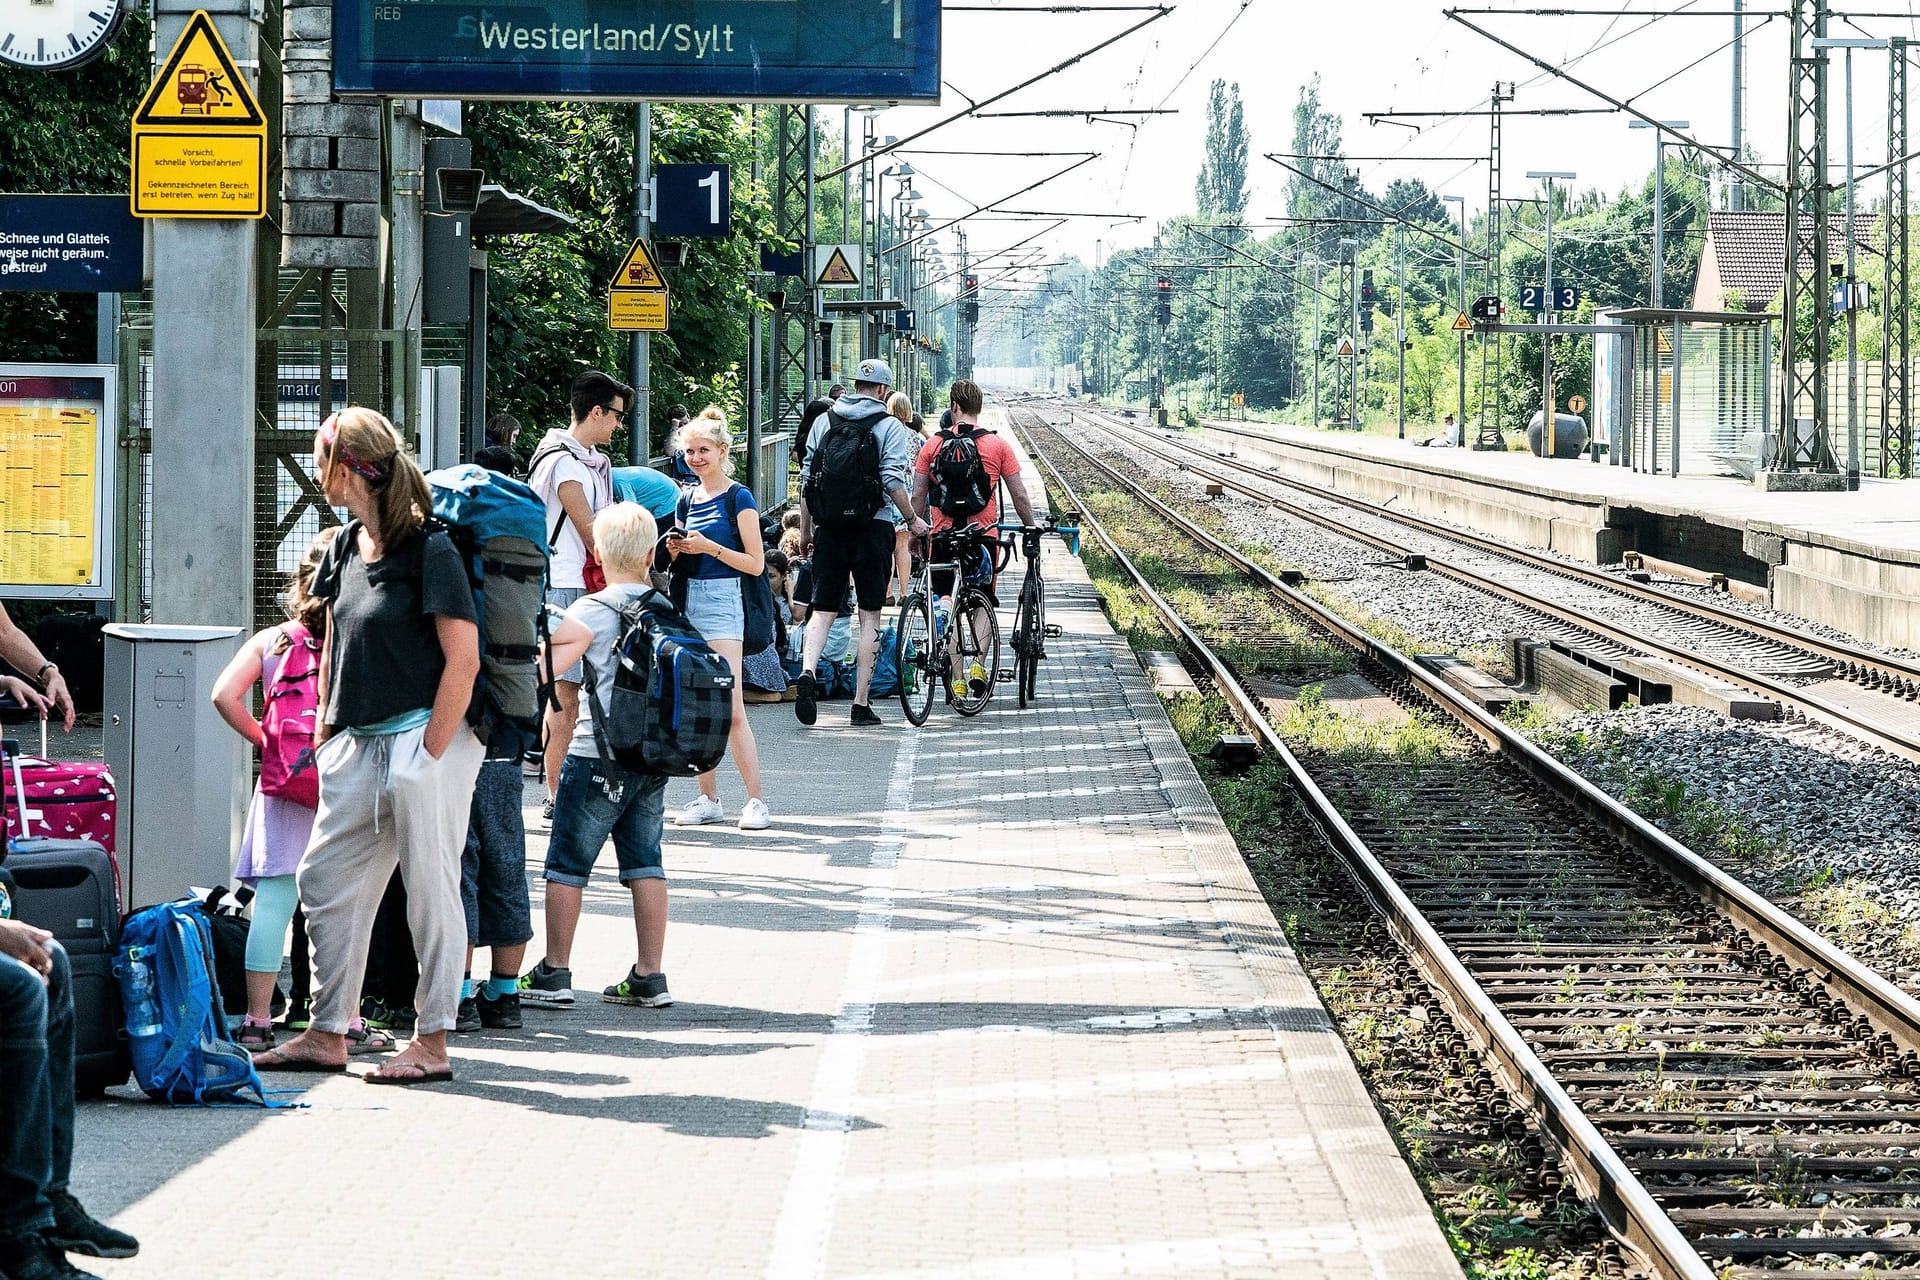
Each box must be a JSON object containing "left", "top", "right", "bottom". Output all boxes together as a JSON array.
[
  {"left": 0, "top": 196, "right": 142, "bottom": 293},
  {"left": 333, "top": 0, "right": 941, "bottom": 103}
]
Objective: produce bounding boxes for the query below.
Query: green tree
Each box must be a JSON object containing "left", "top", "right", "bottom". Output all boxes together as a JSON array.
[{"left": 1194, "top": 79, "right": 1248, "bottom": 225}]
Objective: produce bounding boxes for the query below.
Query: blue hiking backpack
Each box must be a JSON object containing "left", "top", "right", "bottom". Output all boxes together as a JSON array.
[
  {"left": 582, "top": 589, "right": 736, "bottom": 777},
  {"left": 115, "top": 900, "right": 270, "bottom": 1106},
  {"left": 427, "top": 464, "right": 553, "bottom": 758}
]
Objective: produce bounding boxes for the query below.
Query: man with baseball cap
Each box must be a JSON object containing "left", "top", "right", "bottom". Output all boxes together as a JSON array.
[{"left": 796, "top": 358, "right": 929, "bottom": 726}]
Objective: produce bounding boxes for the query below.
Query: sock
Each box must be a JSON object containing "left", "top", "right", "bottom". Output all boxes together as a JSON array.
[
  {"left": 484, "top": 975, "right": 518, "bottom": 1000},
  {"left": 461, "top": 977, "right": 476, "bottom": 1000}
]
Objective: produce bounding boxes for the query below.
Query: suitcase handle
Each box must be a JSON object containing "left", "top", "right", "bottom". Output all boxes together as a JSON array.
[{"left": 12, "top": 863, "right": 89, "bottom": 891}]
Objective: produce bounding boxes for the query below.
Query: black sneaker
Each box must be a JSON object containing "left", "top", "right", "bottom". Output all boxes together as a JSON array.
[
  {"left": 850, "top": 702, "right": 884, "bottom": 727},
  {"left": 603, "top": 969, "right": 673, "bottom": 1007},
  {"left": 477, "top": 989, "right": 523, "bottom": 1029},
  {"left": 454, "top": 996, "right": 482, "bottom": 1033},
  {"left": 45, "top": 1192, "right": 138, "bottom": 1261},
  {"left": 794, "top": 671, "right": 819, "bottom": 726},
  {"left": 516, "top": 960, "right": 575, "bottom": 1007},
  {"left": 0, "top": 1231, "right": 104, "bottom": 1279}
]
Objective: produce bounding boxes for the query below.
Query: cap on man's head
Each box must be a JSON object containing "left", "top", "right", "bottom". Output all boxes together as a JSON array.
[{"left": 855, "top": 358, "right": 894, "bottom": 386}]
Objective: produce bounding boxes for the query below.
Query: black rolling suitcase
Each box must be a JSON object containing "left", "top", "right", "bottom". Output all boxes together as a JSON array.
[{"left": 3, "top": 834, "right": 129, "bottom": 1095}]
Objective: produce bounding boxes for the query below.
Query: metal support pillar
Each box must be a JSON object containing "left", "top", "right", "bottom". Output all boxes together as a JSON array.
[
  {"left": 1731, "top": 0, "right": 1747, "bottom": 210},
  {"left": 149, "top": 0, "right": 258, "bottom": 627},
  {"left": 1778, "top": 0, "right": 1837, "bottom": 473},
  {"left": 389, "top": 103, "right": 424, "bottom": 435},
  {"left": 1882, "top": 38, "right": 1910, "bottom": 477},
  {"left": 957, "top": 230, "right": 974, "bottom": 381},
  {"left": 769, "top": 105, "right": 810, "bottom": 438},
  {"left": 1476, "top": 84, "right": 1510, "bottom": 449},
  {"left": 1395, "top": 222, "right": 1407, "bottom": 437},
  {"left": 630, "top": 102, "right": 651, "bottom": 463}
]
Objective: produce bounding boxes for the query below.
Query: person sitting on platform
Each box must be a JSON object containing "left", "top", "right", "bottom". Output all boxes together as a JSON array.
[{"left": 0, "top": 919, "right": 140, "bottom": 1280}]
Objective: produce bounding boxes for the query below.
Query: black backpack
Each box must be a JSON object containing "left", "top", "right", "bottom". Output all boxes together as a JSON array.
[
  {"left": 803, "top": 409, "right": 885, "bottom": 528},
  {"left": 582, "top": 591, "right": 736, "bottom": 777},
  {"left": 928, "top": 428, "right": 993, "bottom": 521}
]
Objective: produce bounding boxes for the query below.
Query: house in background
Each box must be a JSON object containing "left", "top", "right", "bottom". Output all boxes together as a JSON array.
[{"left": 1690, "top": 210, "right": 1880, "bottom": 313}]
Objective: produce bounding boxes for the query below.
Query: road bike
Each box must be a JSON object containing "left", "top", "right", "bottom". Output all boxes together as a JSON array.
[
  {"left": 894, "top": 525, "right": 1009, "bottom": 726},
  {"left": 1001, "top": 515, "right": 1080, "bottom": 708}
]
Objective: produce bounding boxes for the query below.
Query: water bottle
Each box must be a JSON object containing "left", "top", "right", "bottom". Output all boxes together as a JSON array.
[
  {"left": 933, "top": 602, "right": 949, "bottom": 641},
  {"left": 0, "top": 864, "right": 14, "bottom": 920},
  {"left": 124, "top": 946, "right": 163, "bottom": 1041}
]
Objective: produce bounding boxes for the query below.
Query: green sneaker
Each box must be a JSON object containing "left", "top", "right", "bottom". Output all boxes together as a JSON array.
[
  {"left": 516, "top": 960, "right": 575, "bottom": 1007},
  {"left": 603, "top": 969, "right": 673, "bottom": 1007}
]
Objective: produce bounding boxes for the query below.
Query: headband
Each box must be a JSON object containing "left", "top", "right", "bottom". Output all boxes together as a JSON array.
[{"left": 317, "top": 413, "right": 392, "bottom": 485}]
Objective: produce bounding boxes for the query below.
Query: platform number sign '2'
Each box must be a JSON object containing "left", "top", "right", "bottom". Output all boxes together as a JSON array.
[{"left": 652, "top": 164, "right": 731, "bottom": 239}]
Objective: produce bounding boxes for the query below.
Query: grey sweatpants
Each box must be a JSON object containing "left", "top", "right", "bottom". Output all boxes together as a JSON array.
[{"left": 297, "top": 722, "right": 485, "bottom": 1036}]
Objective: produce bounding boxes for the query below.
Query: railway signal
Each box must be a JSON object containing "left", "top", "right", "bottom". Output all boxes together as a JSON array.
[
  {"left": 1154, "top": 275, "right": 1172, "bottom": 326},
  {"left": 1470, "top": 295, "right": 1503, "bottom": 323}
]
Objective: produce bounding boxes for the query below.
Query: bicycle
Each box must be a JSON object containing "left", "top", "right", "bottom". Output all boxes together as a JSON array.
[
  {"left": 1001, "top": 514, "right": 1081, "bottom": 708},
  {"left": 894, "top": 525, "right": 1010, "bottom": 726}
]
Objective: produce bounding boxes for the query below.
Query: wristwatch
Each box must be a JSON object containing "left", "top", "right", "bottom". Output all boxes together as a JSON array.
[{"left": 34, "top": 662, "right": 56, "bottom": 686}]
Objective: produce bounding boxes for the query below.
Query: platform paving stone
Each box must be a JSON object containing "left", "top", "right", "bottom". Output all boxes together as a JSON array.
[{"left": 67, "top": 526, "right": 1459, "bottom": 1279}]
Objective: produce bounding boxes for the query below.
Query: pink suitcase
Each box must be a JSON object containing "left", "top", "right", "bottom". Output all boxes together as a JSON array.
[{"left": 3, "top": 733, "right": 118, "bottom": 855}]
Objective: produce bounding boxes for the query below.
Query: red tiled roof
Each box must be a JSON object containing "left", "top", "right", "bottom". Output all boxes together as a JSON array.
[{"left": 1701, "top": 210, "right": 1880, "bottom": 309}]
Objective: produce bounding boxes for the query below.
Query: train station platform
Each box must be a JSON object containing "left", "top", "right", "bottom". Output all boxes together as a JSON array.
[
  {"left": 63, "top": 527, "right": 1460, "bottom": 1278},
  {"left": 1187, "top": 416, "right": 1920, "bottom": 651}
]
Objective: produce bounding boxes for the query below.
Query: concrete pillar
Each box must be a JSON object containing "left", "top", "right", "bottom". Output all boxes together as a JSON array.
[{"left": 148, "top": 0, "right": 259, "bottom": 628}]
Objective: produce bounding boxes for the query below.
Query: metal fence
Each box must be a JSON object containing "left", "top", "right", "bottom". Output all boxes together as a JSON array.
[{"left": 120, "top": 322, "right": 410, "bottom": 632}]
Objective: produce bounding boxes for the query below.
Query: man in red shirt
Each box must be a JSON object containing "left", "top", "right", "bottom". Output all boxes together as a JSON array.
[{"left": 912, "top": 380, "right": 1037, "bottom": 542}]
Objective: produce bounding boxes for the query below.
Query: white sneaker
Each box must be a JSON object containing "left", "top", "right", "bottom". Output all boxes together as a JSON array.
[
  {"left": 676, "top": 794, "right": 726, "bottom": 826},
  {"left": 738, "top": 798, "right": 771, "bottom": 831}
]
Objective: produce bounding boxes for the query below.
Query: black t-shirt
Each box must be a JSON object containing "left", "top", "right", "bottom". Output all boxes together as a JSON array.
[
  {"left": 794, "top": 397, "right": 833, "bottom": 468},
  {"left": 312, "top": 522, "right": 477, "bottom": 731}
]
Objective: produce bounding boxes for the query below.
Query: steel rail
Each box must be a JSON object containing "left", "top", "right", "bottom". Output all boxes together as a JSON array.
[
  {"left": 1153, "top": 410, "right": 1920, "bottom": 690},
  {"left": 1064, "top": 406, "right": 1920, "bottom": 764},
  {"left": 1014, "top": 413, "right": 1709, "bottom": 1280}
]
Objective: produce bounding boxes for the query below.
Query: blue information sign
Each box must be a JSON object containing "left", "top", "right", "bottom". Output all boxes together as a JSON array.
[
  {"left": 654, "top": 164, "right": 730, "bottom": 239},
  {"left": 333, "top": 0, "right": 941, "bottom": 102},
  {"left": 0, "top": 196, "right": 142, "bottom": 294}
]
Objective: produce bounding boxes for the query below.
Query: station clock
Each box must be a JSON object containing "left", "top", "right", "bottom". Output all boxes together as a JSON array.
[{"left": 0, "top": 0, "right": 130, "bottom": 71}]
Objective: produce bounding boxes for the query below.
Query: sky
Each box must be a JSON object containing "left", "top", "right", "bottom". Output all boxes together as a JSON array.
[{"left": 848, "top": 0, "right": 1920, "bottom": 283}]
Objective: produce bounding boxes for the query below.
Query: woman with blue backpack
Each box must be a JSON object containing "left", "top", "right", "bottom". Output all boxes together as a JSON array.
[
  {"left": 665, "top": 407, "right": 771, "bottom": 832},
  {"left": 252, "top": 408, "right": 484, "bottom": 1086},
  {"left": 209, "top": 528, "right": 393, "bottom": 1057}
]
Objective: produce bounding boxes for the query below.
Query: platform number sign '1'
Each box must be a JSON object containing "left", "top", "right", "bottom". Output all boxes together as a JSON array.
[{"left": 652, "top": 164, "right": 730, "bottom": 239}]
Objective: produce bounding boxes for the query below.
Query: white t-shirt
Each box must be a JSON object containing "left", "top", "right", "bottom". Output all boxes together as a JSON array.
[
  {"left": 529, "top": 431, "right": 613, "bottom": 589},
  {"left": 565, "top": 584, "right": 651, "bottom": 758}
]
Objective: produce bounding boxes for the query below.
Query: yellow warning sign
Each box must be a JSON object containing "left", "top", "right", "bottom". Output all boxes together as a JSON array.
[
  {"left": 1451, "top": 311, "right": 1473, "bottom": 333},
  {"left": 130, "top": 11, "right": 266, "bottom": 219},
  {"left": 612, "top": 238, "right": 667, "bottom": 291},
  {"left": 132, "top": 132, "right": 267, "bottom": 219},
  {"left": 814, "top": 245, "right": 860, "bottom": 288},
  {"left": 133, "top": 11, "right": 265, "bottom": 127},
  {"left": 609, "top": 289, "right": 669, "bottom": 332},
  {"left": 1334, "top": 336, "right": 1356, "bottom": 358},
  {"left": 1655, "top": 328, "right": 1673, "bottom": 354}
]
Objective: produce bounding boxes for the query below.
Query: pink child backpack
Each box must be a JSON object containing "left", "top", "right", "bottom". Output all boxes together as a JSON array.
[{"left": 258, "top": 622, "right": 322, "bottom": 809}]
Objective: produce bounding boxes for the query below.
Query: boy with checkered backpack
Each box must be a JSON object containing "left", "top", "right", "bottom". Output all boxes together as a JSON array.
[{"left": 518, "top": 502, "right": 734, "bottom": 1009}]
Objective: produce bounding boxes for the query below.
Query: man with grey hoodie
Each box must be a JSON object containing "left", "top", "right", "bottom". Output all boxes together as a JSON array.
[{"left": 795, "top": 358, "right": 929, "bottom": 726}]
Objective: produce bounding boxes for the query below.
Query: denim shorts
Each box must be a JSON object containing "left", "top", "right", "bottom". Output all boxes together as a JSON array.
[
  {"left": 461, "top": 757, "right": 533, "bottom": 948},
  {"left": 546, "top": 586, "right": 586, "bottom": 683},
  {"left": 544, "top": 754, "right": 668, "bottom": 887},
  {"left": 683, "top": 575, "right": 744, "bottom": 642}
]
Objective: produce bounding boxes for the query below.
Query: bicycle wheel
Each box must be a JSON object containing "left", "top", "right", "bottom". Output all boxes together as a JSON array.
[
  {"left": 1013, "top": 572, "right": 1040, "bottom": 708},
  {"left": 1018, "top": 573, "right": 1044, "bottom": 707},
  {"left": 951, "top": 588, "right": 1001, "bottom": 718},
  {"left": 895, "top": 592, "right": 936, "bottom": 726}
]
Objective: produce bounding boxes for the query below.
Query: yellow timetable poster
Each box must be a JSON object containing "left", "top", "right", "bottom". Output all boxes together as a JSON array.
[{"left": 0, "top": 371, "right": 108, "bottom": 592}]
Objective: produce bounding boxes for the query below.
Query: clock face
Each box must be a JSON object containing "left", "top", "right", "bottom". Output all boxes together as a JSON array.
[{"left": 0, "top": 0, "right": 128, "bottom": 71}]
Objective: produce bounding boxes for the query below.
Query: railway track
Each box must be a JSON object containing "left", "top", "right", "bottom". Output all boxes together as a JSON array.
[
  {"left": 1040, "top": 401, "right": 1920, "bottom": 765},
  {"left": 1010, "top": 405, "right": 1920, "bottom": 1279}
]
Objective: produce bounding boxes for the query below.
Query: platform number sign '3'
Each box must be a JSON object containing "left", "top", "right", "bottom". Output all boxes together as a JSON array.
[{"left": 653, "top": 164, "right": 732, "bottom": 239}]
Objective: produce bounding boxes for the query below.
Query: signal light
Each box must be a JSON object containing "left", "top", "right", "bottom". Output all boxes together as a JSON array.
[{"left": 1360, "top": 270, "right": 1375, "bottom": 305}]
